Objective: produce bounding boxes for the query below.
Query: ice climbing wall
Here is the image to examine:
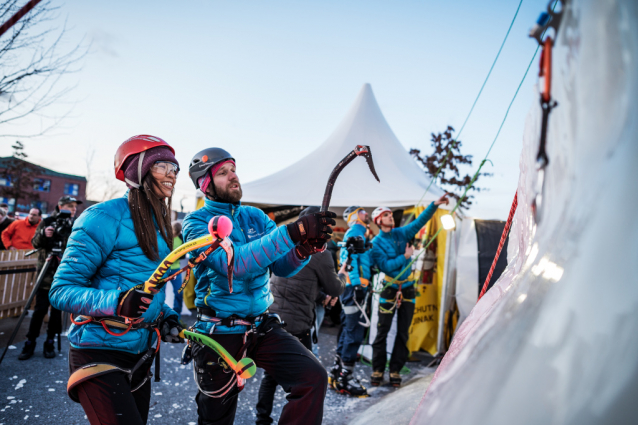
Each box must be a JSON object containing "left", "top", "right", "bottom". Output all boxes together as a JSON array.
[{"left": 411, "top": 0, "right": 638, "bottom": 424}]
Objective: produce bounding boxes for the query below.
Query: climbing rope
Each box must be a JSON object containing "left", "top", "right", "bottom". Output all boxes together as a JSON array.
[
  {"left": 375, "top": 1, "right": 561, "bottom": 295},
  {"left": 478, "top": 192, "right": 518, "bottom": 300},
  {"left": 403, "top": 0, "right": 526, "bottom": 225}
]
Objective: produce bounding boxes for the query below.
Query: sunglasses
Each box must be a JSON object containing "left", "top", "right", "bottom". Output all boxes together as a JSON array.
[{"left": 152, "top": 161, "right": 179, "bottom": 177}]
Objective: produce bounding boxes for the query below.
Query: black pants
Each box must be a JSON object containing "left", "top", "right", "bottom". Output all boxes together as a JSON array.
[
  {"left": 26, "top": 286, "right": 61, "bottom": 341},
  {"left": 372, "top": 285, "right": 416, "bottom": 373},
  {"left": 255, "top": 329, "right": 313, "bottom": 425},
  {"left": 193, "top": 323, "right": 326, "bottom": 425},
  {"left": 69, "top": 348, "right": 154, "bottom": 425}
]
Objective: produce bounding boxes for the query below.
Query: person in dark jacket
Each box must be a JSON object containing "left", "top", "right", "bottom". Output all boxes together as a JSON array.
[
  {"left": 0, "top": 204, "right": 14, "bottom": 250},
  {"left": 255, "top": 206, "right": 346, "bottom": 425},
  {"left": 18, "top": 196, "right": 81, "bottom": 361}
]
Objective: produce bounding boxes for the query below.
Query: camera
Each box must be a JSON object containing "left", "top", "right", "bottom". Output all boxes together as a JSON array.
[
  {"left": 338, "top": 236, "right": 372, "bottom": 272},
  {"left": 49, "top": 209, "right": 74, "bottom": 255}
]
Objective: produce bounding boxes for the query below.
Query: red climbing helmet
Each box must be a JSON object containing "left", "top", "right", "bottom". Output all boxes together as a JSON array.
[{"left": 114, "top": 135, "right": 175, "bottom": 182}]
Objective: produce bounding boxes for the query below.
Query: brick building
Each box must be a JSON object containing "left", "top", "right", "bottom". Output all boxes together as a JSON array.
[{"left": 0, "top": 156, "right": 87, "bottom": 216}]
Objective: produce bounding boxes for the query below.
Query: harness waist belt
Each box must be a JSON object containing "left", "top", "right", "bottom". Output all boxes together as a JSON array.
[
  {"left": 383, "top": 272, "right": 415, "bottom": 285},
  {"left": 196, "top": 308, "right": 268, "bottom": 328},
  {"left": 73, "top": 315, "right": 160, "bottom": 330}
]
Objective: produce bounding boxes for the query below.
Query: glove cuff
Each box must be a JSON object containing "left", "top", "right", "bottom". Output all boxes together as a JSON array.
[
  {"left": 294, "top": 246, "right": 308, "bottom": 260},
  {"left": 286, "top": 222, "right": 303, "bottom": 245}
]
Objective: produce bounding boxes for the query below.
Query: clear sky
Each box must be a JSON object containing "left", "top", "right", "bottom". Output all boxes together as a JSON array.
[{"left": 0, "top": 0, "right": 547, "bottom": 219}]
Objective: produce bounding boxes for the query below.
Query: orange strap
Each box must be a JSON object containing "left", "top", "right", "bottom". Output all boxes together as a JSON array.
[{"left": 539, "top": 37, "right": 553, "bottom": 103}]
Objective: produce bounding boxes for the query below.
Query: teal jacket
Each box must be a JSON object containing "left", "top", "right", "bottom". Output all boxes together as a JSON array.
[
  {"left": 49, "top": 195, "right": 177, "bottom": 355},
  {"left": 370, "top": 202, "right": 438, "bottom": 288},
  {"left": 181, "top": 199, "right": 308, "bottom": 334},
  {"left": 339, "top": 223, "right": 371, "bottom": 287}
]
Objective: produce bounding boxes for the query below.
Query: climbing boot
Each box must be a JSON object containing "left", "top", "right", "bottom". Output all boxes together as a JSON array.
[
  {"left": 334, "top": 367, "right": 369, "bottom": 397},
  {"left": 18, "top": 340, "right": 36, "bottom": 360},
  {"left": 43, "top": 339, "right": 56, "bottom": 359},
  {"left": 370, "top": 371, "right": 384, "bottom": 387},
  {"left": 389, "top": 372, "right": 402, "bottom": 387},
  {"left": 327, "top": 356, "right": 342, "bottom": 387}
]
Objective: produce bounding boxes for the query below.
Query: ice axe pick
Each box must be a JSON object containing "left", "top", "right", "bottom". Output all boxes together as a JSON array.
[{"left": 321, "top": 145, "right": 380, "bottom": 212}]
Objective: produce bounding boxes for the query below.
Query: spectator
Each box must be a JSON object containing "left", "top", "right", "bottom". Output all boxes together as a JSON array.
[
  {"left": 1, "top": 208, "right": 41, "bottom": 250},
  {"left": 0, "top": 204, "right": 14, "bottom": 250},
  {"left": 19, "top": 196, "right": 81, "bottom": 360},
  {"left": 256, "top": 206, "right": 346, "bottom": 425}
]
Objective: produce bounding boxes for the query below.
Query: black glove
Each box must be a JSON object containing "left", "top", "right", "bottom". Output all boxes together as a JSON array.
[
  {"left": 286, "top": 211, "right": 336, "bottom": 245},
  {"left": 117, "top": 286, "right": 153, "bottom": 318},
  {"left": 294, "top": 238, "right": 326, "bottom": 259},
  {"left": 160, "top": 315, "right": 184, "bottom": 343}
]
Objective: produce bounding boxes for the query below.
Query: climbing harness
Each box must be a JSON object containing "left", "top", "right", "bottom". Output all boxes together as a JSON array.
[
  {"left": 66, "top": 314, "right": 162, "bottom": 402},
  {"left": 340, "top": 287, "right": 371, "bottom": 328},
  {"left": 185, "top": 310, "right": 278, "bottom": 400},
  {"left": 378, "top": 281, "right": 416, "bottom": 314},
  {"left": 478, "top": 192, "right": 518, "bottom": 300}
]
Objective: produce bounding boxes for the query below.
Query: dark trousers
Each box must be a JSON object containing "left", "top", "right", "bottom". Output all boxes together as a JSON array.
[
  {"left": 336, "top": 310, "right": 368, "bottom": 365},
  {"left": 193, "top": 324, "right": 326, "bottom": 425},
  {"left": 255, "top": 329, "right": 313, "bottom": 425},
  {"left": 70, "top": 348, "right": 155, "bottom": 425},
  {"left": 78, "top": 372, "right": 151, "bottom": 425},
  {"left": 372, "top": 285, "right": 416, "bottom": 373},
  {"left": 26, "top": 286, "right": 61, "bottom": 341}
]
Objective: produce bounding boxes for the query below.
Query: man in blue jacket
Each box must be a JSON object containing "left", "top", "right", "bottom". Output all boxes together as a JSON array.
[
  {"left": 182, "top": 148, "right": 336, "bottom": 425},
  {"left": 369, "top": 194, "right": 449, "bottom": 387},
  {"left": 330, "top": 206, "right": 373, "bottom": 397}
]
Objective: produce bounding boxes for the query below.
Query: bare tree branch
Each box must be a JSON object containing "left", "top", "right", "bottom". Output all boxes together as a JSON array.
[{"left": 0, "top": 1, "right": 87, "bottom": 138}]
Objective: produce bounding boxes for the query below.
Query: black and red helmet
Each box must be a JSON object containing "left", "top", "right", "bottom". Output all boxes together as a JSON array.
[{"left": 188, "top": 148, "right": 235, "bottom": 190}]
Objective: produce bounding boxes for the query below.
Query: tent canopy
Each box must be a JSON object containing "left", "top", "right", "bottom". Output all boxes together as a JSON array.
[{"left": 242, "top": 84, "right": 445, "bottom": 209}]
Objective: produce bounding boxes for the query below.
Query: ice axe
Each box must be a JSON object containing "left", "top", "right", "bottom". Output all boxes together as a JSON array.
[{"left": 321, "top": 145, "right": 380, "bottom": 212}]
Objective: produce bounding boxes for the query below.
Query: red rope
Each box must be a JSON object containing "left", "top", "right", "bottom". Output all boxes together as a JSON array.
[{"left": 478, "top": 192, "right": 518, "bottom": 300}]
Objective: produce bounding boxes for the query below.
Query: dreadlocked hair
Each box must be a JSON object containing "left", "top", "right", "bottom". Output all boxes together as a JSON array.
[{"left": 128, "top": 173, "right": 174, "bottom": 261}]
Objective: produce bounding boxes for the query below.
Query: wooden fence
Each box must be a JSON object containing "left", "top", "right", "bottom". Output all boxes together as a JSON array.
[{"left": 0, "top": 249, "right": 38, "bottom": 319}]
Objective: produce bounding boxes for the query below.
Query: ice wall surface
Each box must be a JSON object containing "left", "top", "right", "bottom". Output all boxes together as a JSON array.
[{"left": 412, "top": 0, "right": 638, "bottom": 424}]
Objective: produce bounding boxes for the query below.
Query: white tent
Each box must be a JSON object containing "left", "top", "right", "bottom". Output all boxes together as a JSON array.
[{"left": 242, "top": 83, "right": 446, "bottom": 208}]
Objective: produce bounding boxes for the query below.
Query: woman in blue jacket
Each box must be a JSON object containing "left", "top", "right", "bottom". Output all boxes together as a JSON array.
[{"left": 50, "top": 135, "right": 184, "bottom": 425}]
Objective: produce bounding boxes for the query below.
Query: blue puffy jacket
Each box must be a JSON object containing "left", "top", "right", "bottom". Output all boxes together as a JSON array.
[
  {"left": 181, "top": 199, "right": 308, "bottom": 334},
  {"left": 339, "top": 223, "right": 372, "bottom": 287},
  {"left": 370, "top": 202, "right": 438, "bottom": 288},
  {"left": 49, "top": 195, "right": 178, "bottom": 355}
]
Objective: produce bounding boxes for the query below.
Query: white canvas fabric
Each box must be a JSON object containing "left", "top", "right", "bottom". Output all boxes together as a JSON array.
[{"left": 242, "top": 84, "right": 446, "bottom": 208}]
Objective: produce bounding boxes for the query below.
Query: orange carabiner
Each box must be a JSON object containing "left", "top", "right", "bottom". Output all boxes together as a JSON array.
[
  {"left": 69, "top": 314, "right": 92, "bottom": 326},
  {"left": 101, "top": 320, "right": 132, "bottom": 337},
  {"left": 539, "top": 37, "right": 553, "bottom": 103}
]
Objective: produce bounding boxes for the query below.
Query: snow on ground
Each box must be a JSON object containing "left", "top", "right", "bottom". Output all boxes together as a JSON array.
[{"left": 0, "top": 315, "right": 435, "bottom": 424}]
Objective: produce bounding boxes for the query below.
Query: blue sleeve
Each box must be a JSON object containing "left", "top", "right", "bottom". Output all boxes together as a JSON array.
[
  {"left": 183, "top": 212, "right": 296, "bottom": 280},
  {"left": 396, "top": 202, "right": 438, "bottom": 240},
  {"left": 271, "top": 249, "right": 308, "bottom": 277},
  {"left": 371, "top": 240, "right": 409, "bottom": 276},
  {"left": 49, "top": 208, "right": 120, "bottom": 316}
]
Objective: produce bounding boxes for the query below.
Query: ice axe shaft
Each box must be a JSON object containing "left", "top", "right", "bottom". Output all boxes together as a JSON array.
[{"left": 321, "top": 145, "right": 380, "bottom": 212}]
